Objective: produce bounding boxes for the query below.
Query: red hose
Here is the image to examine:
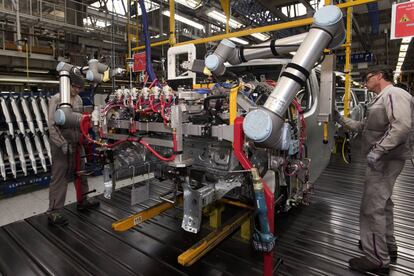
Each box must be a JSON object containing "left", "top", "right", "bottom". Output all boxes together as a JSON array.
[
  {"left": 80, "top": 114, "right": 177, "bottom": 161},
  {"left": 139, "top": 131, "right": 177, "bottom": 161},
  {"left": 103, "top": 104, "right": 124, "bottom": 115},
  {"left": 148, "top": 79, "right": 158, "bottom": 89}
]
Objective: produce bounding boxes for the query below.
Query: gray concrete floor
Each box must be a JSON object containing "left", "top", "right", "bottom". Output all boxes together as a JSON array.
[{"left": 0, "top": 174, "right": 153, "bottom": 226}]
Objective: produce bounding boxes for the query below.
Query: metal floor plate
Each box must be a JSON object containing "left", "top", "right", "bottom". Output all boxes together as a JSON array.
[{"left": 1, "top": 153, "right": 414, "bottom": 276}]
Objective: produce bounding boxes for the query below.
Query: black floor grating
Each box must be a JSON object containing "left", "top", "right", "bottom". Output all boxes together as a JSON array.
[{"left": 0, "top": 153, "right": 414, "bottom": 275}]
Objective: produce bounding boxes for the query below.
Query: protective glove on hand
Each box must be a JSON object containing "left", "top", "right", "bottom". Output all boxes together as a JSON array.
[{"left": 367, "top": 149, "right": 383, "bottom": 170}]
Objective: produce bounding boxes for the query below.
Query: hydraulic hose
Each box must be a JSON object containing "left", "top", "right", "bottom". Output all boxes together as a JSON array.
[
  {"left": 80, "top": 114, "right": 177, "bottom": 161},
  {"left": 138, "top": 0, "right": 158, "bottom": 85}
]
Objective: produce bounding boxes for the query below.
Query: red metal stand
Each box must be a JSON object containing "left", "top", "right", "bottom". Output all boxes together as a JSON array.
[{"left": 233, "top": 117, "right": 275, "bottom": 276}]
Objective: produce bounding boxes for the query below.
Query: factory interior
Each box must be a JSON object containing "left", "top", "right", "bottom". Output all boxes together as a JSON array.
[{"left": 0, "top": 0, "right": 414, "bottom": 275}]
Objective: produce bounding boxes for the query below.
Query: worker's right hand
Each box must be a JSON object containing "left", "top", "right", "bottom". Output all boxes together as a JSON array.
[{"left": 367, "top": 149, "right": 383, "bottom": 171}]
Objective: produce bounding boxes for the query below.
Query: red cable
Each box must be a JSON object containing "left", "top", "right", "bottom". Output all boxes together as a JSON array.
[
  {"left": 139, "top": 132, "right": 177, "bottom": 161},
  {"left": 143, "top": 73, "right": 149, "bottom": 86},
  {"left": 80, "top": 114, "right": 177, "bottom": 161},
  {"left": 265, "top": 80, "right": 277, "bottom": 87},
  {"left": 148, "top": 79, "right": 158, "bottom": 89}
]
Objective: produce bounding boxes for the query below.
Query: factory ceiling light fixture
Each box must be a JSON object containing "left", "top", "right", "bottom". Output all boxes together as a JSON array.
[
  {"left": 206, "top": 10, "right": 245, "bottom": 29},
  {"left": 206, "top": 10, "right": 270, "bottom": 42},
  {"left": 163, "top": 10, "right": 205, "bottom": 30},
  {"left": 167, "top": 0, "right": 202, "bottom": 9},
  {"left": 229, "top": 37, "right": 249, "bottom": 45},
  {"left": 250, "top": 32, "right": 270, "bottom": 41}
]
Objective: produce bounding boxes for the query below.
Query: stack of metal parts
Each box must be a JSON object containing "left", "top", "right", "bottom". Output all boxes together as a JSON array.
[{"left": 0, "top": 92, "right": 53, "bottom": 196}]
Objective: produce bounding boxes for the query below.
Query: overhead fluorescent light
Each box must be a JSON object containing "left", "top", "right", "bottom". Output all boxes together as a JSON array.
[
  {"left": 91, "top": 0, "right": 160, "bottom": 16},
  {"left": 398, "top": 57, "right": 404, "bottom": 62},
  {"left": 163, "top": 10, "right": 204, "bottom": 30},
  {"left": 206, "top": 10, "right": 244, "bottom": 29},
  {"left": 150, "top": 33, "right": 167, "bottom": 39},
  {"left": 397, "top": 61, "right": 403, "bottom": 66},
  {"left": 402, "top": 37, "right": 412, "bottom": 43},
  {"left": 229, "top": 37, "right": 248, "bottom": 45},
  {"left": 399, "top": 52, "right": 407, "bottom": 58},
  {"left": 250, "top": 32, "right": 270, "bottom": 41},
  {"left": 167, "top": 0, "right": 202, "bottom": 9},
  {"left": 83, "top": 17, "right": 108, "bottom": 28},
  {"left": 400, "top": 44, "right": 409, "bottom": 51}
]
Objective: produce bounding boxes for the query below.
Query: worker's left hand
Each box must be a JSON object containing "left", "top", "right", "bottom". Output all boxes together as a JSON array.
[{"left": 367, "top": 150, "right": 383, "bottom": 170}]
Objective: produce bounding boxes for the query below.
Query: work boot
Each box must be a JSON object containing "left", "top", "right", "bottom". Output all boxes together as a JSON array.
[
  {"left": 77, "top": 197, "right": 100, "bottom": 211},
  {"left": 387, "top": 244, "right": 398, "bottom": 260},
  {"left": 349, "top": 257, "right": 389, "bottom": 275},
  {"left": 358, "top": 240, "right": 398, "bottom": 259},
  {"left": 47, "top": 211, "right": 68, "bottom": 226}
]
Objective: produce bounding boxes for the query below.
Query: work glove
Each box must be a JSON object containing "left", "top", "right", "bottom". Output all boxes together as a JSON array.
[{"left": 367, "top": 149, "right": 383, "bottom": 171}]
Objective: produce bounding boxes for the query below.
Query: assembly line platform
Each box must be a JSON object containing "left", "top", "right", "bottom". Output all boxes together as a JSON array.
[{"left": 1, "top": 153, "right": 414, "bottom": 275}]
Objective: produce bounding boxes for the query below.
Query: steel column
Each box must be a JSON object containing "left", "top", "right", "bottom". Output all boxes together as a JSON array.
[
  {"left": 169, "top": 0, "right": 175, "bottom": 45},
  {"left": 344, "top": 6, "right": 352, "bottom": 118}
]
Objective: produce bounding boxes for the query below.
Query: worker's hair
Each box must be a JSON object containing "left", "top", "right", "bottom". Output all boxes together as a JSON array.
[
  {"left": 364, "top": 66, "right": 394, "bottom": 83},
  {"left": 69, "top": 69, "right": 84, "bottom": 87}
]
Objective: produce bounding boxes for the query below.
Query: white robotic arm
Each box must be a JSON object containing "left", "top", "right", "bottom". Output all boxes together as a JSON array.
[
  {"left": 206, "top": 5, "right": 344, "bottom": 148},
  {"left": 205, "top": 32, "right": 307, "bottom": 76}
]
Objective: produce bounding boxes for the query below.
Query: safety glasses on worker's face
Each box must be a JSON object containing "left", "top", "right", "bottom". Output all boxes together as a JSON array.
[{"left": 364, "top": 73, "right": 379, "bottom": 83}]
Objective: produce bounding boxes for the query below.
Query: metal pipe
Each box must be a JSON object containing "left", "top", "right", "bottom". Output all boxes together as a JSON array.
[
  {"left": 178, "top": 17, "right": 313, "bottom": 47},
  {"left": 127, "top": 0, "right": 131, "bottom": 58},
  {"left": 344, "top": 7, "right": 352, "bottom": 118},
  {"left": 0, "top": 78, "right": 59, "bottom": 84},
  {"left": 169, "top": 0, "right": 176, "bottom": 45},
  {"left": 13, "top": 0, "right": 22, "bottom": 51},
  {"left": 229, "top": 85, "right": 239, "bottom": 125},
  {"left": 136, "top": 1, "right": 139, "bottom": 46},
  {"left": 132, "top": 39, "right": 170, "bottom": 51}
]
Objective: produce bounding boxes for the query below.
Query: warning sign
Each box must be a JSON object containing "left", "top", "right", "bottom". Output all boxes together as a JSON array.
[
  {"left": 401, "top": 14, "right": 410, "bottom": 23},
  {"left": 391, "top": 2, "right": 414, "bottom": 39}
]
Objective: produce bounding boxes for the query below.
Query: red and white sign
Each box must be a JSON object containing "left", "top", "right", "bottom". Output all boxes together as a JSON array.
[
  {"left": 391, "top": 1, "right": 414, "bottom": 40},
  {"left": 133, "top": 52, "right": 146, "bottom": 72}
]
